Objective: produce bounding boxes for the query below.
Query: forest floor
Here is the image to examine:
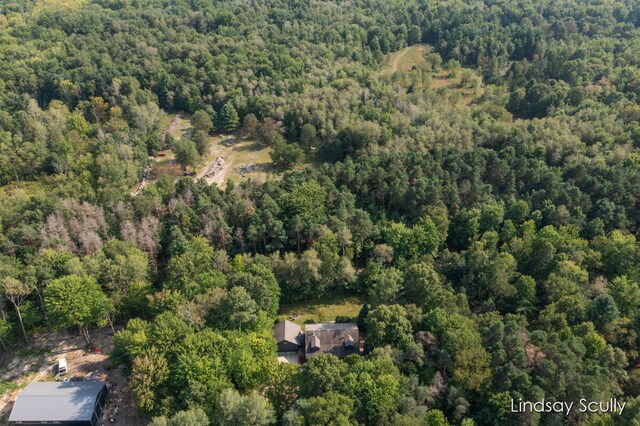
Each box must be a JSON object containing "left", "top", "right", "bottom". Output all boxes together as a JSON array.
[
  {"left": 278, "top": 296, "right": 365, "bottom": 326},
  {"left": 0, "top": 328, "right": 147, "bottom": 425}
]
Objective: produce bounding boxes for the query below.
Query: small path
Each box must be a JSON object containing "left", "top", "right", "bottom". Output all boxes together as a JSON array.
[
  {"left": 385, "top": 44, "right": 428, "bottom": 74},
  {"left": 388, "top": 46, "right": 412, "bottom": 73},
  {"left": 131, "top": 112, "right": 186, "bottom": 196}
]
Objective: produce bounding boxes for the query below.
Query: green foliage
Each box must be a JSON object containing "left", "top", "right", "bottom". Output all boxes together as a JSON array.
[
  {"left": 192, "top": 130, "right": 210, "bottom": 156},
  {"left": 299, "top": 123, "right": 317, "bottom": 148},
  {"left": 219, "top": 102, "right": 239, "bottom": 132},
  {"left": 384, "top": 216, "right": 445, "bottom": 260},
  {"left": 265, "top": 363, "right": 301, "bottom": 420},
  {"left": 165, "top": 237, "right": 227, "bottom": 298},
  {"left": 2, "top": 1, "right": 640, "bottom": 424},
  {"left": 368, "top": 265, "right": 403, "bottom": 305},
  {"left": 284, "top": 392, "right": 357, "bottom": 426},
  {"left": 402, "top": 262, "right": 457, "bottom": 312},
  {"left": 424, "top": 309, "right": 491, "bottom": 391},
  {"left": 191, "top": 110, "right": 213, "bottom": 134},
  {"left": 365, "top": 304, "right": 413, "bottom": 349},
  {"left": 609, "top": 276, "right": 640, "bottom": 316},
  {"left": 149, "top": 408, "right": 209, "bottom": 426},
  {"left": 0, "top": 380, "right": 19, "bottom": 397},
  {"left": 173, "top": 139, "right": 199, "bottom": 170},
  {"left": 231, "top": 264, "right": 280, "bottom": 318},
  {"left": 216, "top": 286, "right": 260, "bottom": 331},
  {"left": 283, "top": 180, "right": 327, "bottom": 226},
  {"left": 129, "top": 347, "right": 170, "bottom": 415},
  {"left": 111, "top": 318, "right": 150, "bottom": 367},
  {"left": 0, "top": 317, "right": 10, "bottom": 350},
  {"left": 211, "top": 388, "right": 275, "bottom": 426},
  {"left": 271, "top": 140, "right": 304, "bottom": 168},
  {"left": 45, "top": 275, "right": 112, "bottom": 344}
]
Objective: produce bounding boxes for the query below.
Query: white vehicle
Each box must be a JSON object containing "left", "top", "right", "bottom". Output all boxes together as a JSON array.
[{"left": 57, "top": 357, "right": 67, "bottom": 376}]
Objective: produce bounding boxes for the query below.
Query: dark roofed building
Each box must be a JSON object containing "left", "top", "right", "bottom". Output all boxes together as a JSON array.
[
  {"left": 273, "top": 320, "right": 303, "bottom": 353},
  {"left": 8, "top": 381, "right": 108, "bottom": 426},
  {"left": 304, "top": 323, "right": 359, "bottom": 359}
]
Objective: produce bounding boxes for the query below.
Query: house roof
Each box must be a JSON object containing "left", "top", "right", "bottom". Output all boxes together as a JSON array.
[
  {"left": 304, "top": 323, "right": 359, "bottom": 358},
  {"left": 273, "top": 320, "right": 303, "bottom": 345},
  {"left": 9, "top": 381, "right": 106, "bottom": 423}
]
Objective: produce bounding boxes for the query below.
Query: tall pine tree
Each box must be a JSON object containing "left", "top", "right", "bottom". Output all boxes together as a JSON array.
[{"left": 219, "top": 102, "right": 239, "bottom": 132}]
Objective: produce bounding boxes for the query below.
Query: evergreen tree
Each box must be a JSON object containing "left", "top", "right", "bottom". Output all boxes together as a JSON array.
[{"left": 219, "top": 102, "right": 239, "bottom": 132}]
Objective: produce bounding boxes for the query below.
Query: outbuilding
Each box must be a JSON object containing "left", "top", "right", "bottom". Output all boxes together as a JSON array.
[
  {"left": 8, "top": 381, "right": 109, "bottom": 426},
  {"left": 273, "top": 319, "right": 303, "bottom": 352}
]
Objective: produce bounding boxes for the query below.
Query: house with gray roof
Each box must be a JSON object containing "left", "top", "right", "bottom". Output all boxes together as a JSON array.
[
  {"left": 272, "top": 320, "right": 360, "bottom": 361},
  {"left": 304, "top": 323, "right": 359, "bottom": 358},
  {"left": 8, "top": 381, "right": 108, "bottom": 426}
]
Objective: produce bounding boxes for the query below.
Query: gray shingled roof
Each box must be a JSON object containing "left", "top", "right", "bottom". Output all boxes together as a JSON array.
[
  {"left": 9, "top": 381, "right": 106, "bottom": 423},
  {"left": 304, "top": 323, "right": 359, "bottom": 358},
  {"left": 273, "top": 320, "right": 303, "bottom": 345}
]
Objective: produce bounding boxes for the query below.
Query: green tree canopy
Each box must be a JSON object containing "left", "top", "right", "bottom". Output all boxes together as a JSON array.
[{"left": 45, "top": 275, "right": 112, "bottom": 344}]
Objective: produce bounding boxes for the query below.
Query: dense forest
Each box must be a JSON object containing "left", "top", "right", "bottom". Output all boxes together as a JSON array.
[{"left": 2, "top": 0, "right": 640, "bottom": 424}]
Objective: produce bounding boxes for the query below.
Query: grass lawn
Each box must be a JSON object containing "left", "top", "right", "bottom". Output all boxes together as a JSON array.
[
  {"left": 164, "top": 114, "right": 274, "bottom": 188},
  {"left": 279, "top": 295, "right": 365, "bottom": 326},
  {"left": 166, "top": 114, "right": 193, "bottom": 141}
]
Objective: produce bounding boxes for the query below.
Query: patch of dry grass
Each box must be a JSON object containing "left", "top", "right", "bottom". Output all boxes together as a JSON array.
[
  {"left": 33, "top": 0, "right": 88, "bottom": 13},
  {"left": 279, "top": 296, "right": 365, "bottom": 326},
  {"left": 382, "top": 45, "right": 484, "bottom": 105},
  {"left": 385, "top": 44, "right": 430, "bottom": 74}
]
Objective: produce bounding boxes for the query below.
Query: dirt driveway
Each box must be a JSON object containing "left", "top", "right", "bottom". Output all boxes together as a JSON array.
[{"left": 0, "top": 328, "right": 147, "bottom": 425}]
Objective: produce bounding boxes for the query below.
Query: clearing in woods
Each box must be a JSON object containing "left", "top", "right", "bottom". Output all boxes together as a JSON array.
[
  {"left": 383, "top": 44, "right": 484, "bottom": 104},
  {"left": 133, "top": 113, "right": 274, "bottom": 194},
  {"left": 32, "top": 0, "right": 89, "bottom": 13},
  {"left": 386, "top": 44, "right": 430, "bottom": 74},
  {"left": 163, "top": 115, "right": 273, "bottom": 189},
  {"left": 0, "top": 328, "right": 147, "bottom": 425},
  {"left": 279, "top": 296, "right": 365, "bottom": 326}
]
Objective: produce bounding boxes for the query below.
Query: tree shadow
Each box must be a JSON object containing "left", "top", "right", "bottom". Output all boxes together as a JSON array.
[{"left": 232, "top": 141, "right": 267, "bottom": 153}]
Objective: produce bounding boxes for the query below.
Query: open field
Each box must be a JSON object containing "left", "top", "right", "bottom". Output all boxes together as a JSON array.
[
  {"left": 133, "top": 112, "right": 274, "bottom": 193},
  {"left": 197, "top": 135, "right": 273, "bottom": 188},
  {"left": 33, "top": 0, "right": 88, "bottom": 13},
  {"left": 279, "top": 296, "right": 365, "bottom": 326},
  {"left": 383, "top": 44, "right": 484, "bottom": 104},
  {"left": 386, "top": 44, "right": 430, "bottom": 74},
  {"left": 166, "top": 113, "right": 274, "bottom": 189}
]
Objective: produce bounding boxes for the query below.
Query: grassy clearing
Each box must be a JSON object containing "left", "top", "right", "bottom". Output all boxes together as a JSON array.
[
  {"left": 33, "top": 0, "right": 88, "bottom": 13},
  {"left": 200, "top": 135, "right": 273, "bottom": 188},
  {"left": 164, "top": 113, "right": 274, "bottom": 188},
  {"left": 137, "top": 112, "right": 274, "bottom": 193},
  {"left": 385, "top": 44, "right": 430, "bottom": 74},
  {"left": 279, "top": 296, "right": 365, "bottom": 326},
  {"left": 383, "top": 44, "right": 484, "bottom": 105},
  {"left": 166, "top": 115, "right": 193, "bottom": 141}
]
